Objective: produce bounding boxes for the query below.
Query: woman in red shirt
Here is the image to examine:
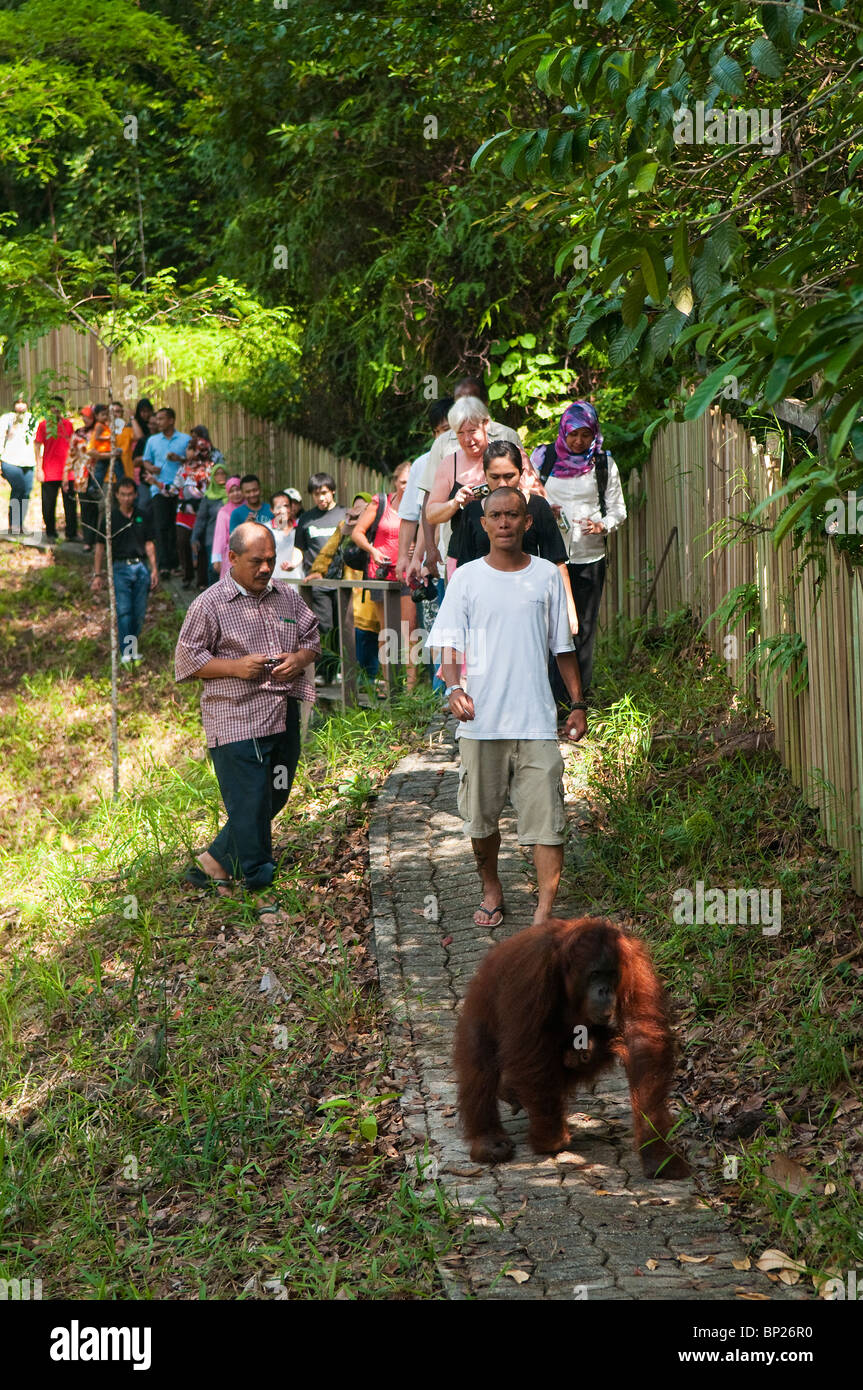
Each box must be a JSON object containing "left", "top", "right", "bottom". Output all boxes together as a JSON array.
[
  {"left": 34, "top": 396, "right": 77, "bottom": 542},
  {"left": 350, "top": 461, "right": 419, "bottom": 688}
]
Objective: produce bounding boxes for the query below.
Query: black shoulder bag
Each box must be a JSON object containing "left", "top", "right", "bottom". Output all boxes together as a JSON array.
[{"left": 342, "top": 494, "right": 386, "bottom": 574}]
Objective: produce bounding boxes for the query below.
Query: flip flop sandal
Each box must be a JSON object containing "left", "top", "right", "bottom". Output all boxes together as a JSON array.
[
  {"left": 183, "top": 864, "right": 232, "bottom": 892},
  {"left": 473, "top": 902, "right": 505, "bottom": 928}
]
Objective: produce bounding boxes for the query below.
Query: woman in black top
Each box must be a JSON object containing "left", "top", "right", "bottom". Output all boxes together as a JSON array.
[{"left": 457, "top": 443, "right": 573, "bottom": 596}]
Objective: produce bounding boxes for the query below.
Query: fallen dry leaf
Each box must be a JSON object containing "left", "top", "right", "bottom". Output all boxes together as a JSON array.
[
  {"left": 756, "top": 1248, "right": 806, "bottom": 1274},
  {"left": 645, "top": 1258, "right": 659, "bottom": 1270},
  {"left": 505, "top": 1269, "right": 531, "bottom": 1284},
  {"left": 766, "top": 1155, "right": 811, "bottom": 1194},
  {"left": 732, "top": 1257, "right": 751, "bottom": 1271},
  {"left": 824, "top": 1181, "right": 837, "bottom": 1195},
  {"left": 736, "top": 1290, "right": 770, "bottom": 1301},
  {"left": 678, "top": 1253, "right": 712, "bottom": 1264},
  {"left": 778, "top": 1269, "right": 800, "bottom": 1286}
]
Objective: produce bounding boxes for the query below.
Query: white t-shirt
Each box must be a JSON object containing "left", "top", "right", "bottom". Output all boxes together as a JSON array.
[
  {"left": 398, "top": 449, "right": 431, "bottom": 524},
  {"left": 425, "top": 555, "right": 574, "bottom": 740},
  {"left": 270, "top": 522, "right": 303, "bottom": 581},
  {"left": 0, "top": 412, "right": 38, "bottom": 468}
]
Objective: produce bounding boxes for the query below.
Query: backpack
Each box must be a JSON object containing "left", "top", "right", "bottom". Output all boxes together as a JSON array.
[{"left": 342, "top": 494, "right": 386, "bottom": 574}]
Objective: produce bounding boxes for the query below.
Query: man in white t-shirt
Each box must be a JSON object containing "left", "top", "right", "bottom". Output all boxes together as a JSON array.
[{"left": 426, "top": 487, "right": 587, "bottom": 927}]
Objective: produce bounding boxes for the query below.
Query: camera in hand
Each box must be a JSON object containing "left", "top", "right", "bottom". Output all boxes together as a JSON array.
[
  {"left": 471, "top": 483, "right": 490, "bottom": 499},
  {"left": 410, "top": 575, "right": 438, "bottom": 604}
]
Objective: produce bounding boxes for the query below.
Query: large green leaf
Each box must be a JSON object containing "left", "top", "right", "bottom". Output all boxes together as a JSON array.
[
  {"left": 608, "top": 314, "right": 648, "bottom": 366},
  {"left": 764, "top": 355, "right": 794, "bottom": 404},
  {"left": 640, "top": 237, "right": 669, "bottom": 304},
  {"left": 750, "top": 35, "right": 784, "bottom": 78},
  {"left": 672, "top": 224, "right": 690, "bottom": 282},
  {"left": 621, "top": 268, "right": 646, "bottom": 328},
  {"left": 682, "top": 355, "right": 745, "bottom": 420},
  {"left": 500, "top": 130, "right": 538, "bottom": 178},
  {"left": 649, "top": 306, "right": 688, "bottom": 356},
  {"left": 632, "top": 159, "right": 659, "bottom": 193},
  {"left": 711, "top": 53, "right": 745, "bottom": 95},
  {"left": 828, "top": 384, "right": 863, "bottom": 460}
]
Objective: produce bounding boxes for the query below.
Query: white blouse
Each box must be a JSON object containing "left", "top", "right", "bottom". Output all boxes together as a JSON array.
[{"left": 542, "top": 452, "right": 627, "bottom": 564}]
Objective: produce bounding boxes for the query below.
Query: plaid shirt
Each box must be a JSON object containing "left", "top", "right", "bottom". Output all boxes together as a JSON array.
[{"left": 175, "top": 570, "right": 320, "bottom": 746}]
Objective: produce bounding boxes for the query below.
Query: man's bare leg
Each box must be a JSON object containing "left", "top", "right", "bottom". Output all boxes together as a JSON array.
[
  {"left": 471, "top": 831, "right": 504, "bottom": 925},
  {"left": 532, "top": 842, "right": 564, "bottom": 924}
]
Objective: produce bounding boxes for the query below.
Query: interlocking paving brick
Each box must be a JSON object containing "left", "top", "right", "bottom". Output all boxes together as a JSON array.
[{"left": 369, "top": 716, "right": 807, "bottom": 1302}]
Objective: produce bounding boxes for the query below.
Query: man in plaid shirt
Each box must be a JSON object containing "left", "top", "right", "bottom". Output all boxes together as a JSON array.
[{"left": 175, "top": 521, "right": 320, "bottom": 892}]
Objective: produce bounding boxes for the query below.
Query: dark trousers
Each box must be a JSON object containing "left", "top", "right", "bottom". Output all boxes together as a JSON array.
[
  {"left": 550, "top": 556, "right": 606, "bottom": 704},
  {"left": 304, "top": 586, "right": 338, "bottom": 682},
  {"left": 176, "top": 524, "right": 195, "bottom": 583},
  {"left": 41, "top": 481, "right": 78, "bottom": 539},
  {"left": 80, "top": 495, "right": 100, "bottom": 547},
  {"left": 1, "top": 463, "right": 34, "bottom": 532},
  {"left": 208, "top": 701, "right": 301, "bottom": 888},
  {"left": 356, "top": 628, "right": 379, "bottom": 678},
  {"left": 151, "top": 493, "right": 178, "bottom": 570}
]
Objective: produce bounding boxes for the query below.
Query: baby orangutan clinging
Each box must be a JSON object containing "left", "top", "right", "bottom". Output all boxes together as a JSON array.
[{"left": 454, "top": 916, "right": 689, "bottom": 1178}]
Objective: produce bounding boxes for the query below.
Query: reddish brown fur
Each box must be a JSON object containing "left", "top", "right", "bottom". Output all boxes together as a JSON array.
[{"left": 453, "top": 916, "right": 689, "bottom": 1177}]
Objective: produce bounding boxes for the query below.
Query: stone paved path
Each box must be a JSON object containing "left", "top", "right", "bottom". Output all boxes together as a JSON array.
[{"left": 369, "top": 719, "right": 806, "bottom": 1301}]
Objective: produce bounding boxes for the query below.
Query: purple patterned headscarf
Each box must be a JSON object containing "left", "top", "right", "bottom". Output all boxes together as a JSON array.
[{"left": 551, "top": 402, "right": 603, "bottom": 478}]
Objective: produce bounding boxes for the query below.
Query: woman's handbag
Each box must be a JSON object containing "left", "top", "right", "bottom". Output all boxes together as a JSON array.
[
  {"left": 343, "top": 494, "right": 386, "bottom": 573},
  {"left": 326, "top": 545, "right": 346, "bottom": 580}
]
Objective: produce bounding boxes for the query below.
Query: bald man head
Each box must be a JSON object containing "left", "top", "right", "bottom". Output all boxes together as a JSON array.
[{"left": 228, "top": 521, "right": 277, "bottom": 592}]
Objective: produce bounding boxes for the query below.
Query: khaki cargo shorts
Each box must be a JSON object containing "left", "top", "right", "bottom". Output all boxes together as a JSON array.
[{"left": 456, "top": 738, "right": 566, "bottom": 846}]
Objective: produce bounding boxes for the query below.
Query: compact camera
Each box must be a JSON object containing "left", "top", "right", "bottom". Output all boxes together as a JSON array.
[
  {"left": 410, "top": 575, "right": 438, "bottom": 604},
  {"left": 471, "top": 483, "right": 490, "bottom": 499}
]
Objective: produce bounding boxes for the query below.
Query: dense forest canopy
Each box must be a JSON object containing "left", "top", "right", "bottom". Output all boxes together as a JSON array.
[{"left": 0, "top": 0, "right": 861, "bottom": 503}]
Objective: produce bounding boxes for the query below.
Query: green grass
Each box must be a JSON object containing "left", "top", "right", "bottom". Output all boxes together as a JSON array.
[{"left": 0, "top": 544, "right": 457, "bottom": 1299}]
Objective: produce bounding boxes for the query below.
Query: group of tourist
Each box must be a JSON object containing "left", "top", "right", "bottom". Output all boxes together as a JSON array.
[
  {"left": 170, "top": 380, "right": 627, "bottom": 923},
  {"left": 3, "top": 381, "right": 628, "bottom": 920}
]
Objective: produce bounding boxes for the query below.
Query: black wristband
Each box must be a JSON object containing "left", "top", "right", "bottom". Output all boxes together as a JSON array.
[{"left": 569, "top": 701, "right": 588, "bottom": 711}]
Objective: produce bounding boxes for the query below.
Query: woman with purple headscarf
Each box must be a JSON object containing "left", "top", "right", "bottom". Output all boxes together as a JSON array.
[{"left": 531, "top": 401, "right": 627, "bottom": 699}]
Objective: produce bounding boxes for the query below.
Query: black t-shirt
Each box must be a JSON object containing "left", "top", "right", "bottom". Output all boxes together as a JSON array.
[
  {"left": 97, "top": 506, "right": 155, "bottom": 562},
  {"left": 457, "top": 493, "right": 567, "bottom": 567},
  {"left": 295, "top": 505, "right": 346, "bottom": 565}
]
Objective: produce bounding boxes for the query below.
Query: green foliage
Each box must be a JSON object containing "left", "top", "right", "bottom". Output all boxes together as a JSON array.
[
  {"left": 2, "top": 0, "right": 862, "bottom": 517},
  {"left": 472, "top": 0, "right": 863, "bottom": 536}
]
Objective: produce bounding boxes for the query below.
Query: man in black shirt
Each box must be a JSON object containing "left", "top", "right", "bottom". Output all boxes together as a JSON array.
[
  {"left": 294, "top": 471, "right": 346, "bottom": 683},
  {"left": 91, "top": 477, "right": 158, "bottom": 665},
  {"left": 456, "top": 442, "right": 578, "bottom": 635}
]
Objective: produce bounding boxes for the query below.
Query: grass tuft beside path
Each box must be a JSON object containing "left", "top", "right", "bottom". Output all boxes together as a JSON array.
[
  {"left": 0, "top": 544, "right": 459, "bottom": 1299},
  {"left": 563, "top": 609, "right": 863, "bottom": 1287}
]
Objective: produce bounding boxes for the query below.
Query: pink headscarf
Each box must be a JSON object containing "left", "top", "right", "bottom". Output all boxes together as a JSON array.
[
  {"left": 211, "top": 477, "right": 245, "bottom": 567},
  {"left": 551, "top": 402, "right": 603, "bottom": 479}
]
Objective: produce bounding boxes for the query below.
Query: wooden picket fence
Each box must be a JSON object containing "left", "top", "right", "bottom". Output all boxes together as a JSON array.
[
  {"left": 601, "top": 408, "right": 863, "bottom": 893},
  {"left": 0, "top": 325, "right": 387, "bottom": 503}
]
